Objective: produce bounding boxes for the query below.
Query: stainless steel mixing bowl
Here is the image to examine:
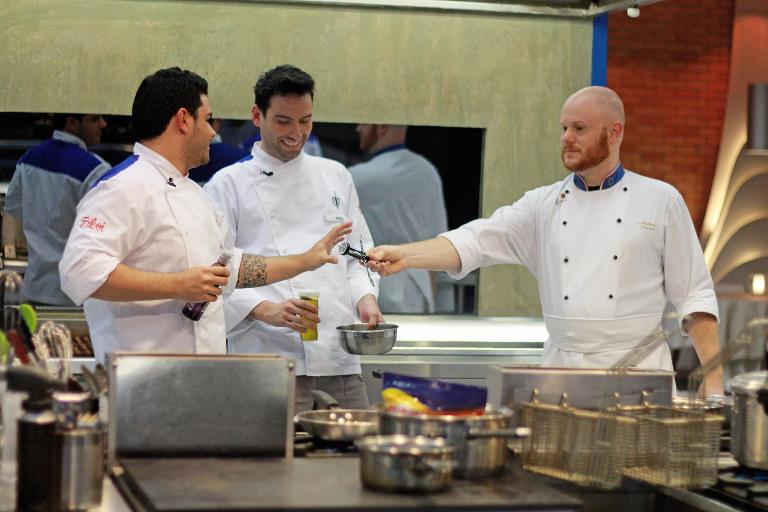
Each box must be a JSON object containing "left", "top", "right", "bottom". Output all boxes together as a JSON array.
[{"left": 337, "top": 323, "right": 398, "bottom": 355}]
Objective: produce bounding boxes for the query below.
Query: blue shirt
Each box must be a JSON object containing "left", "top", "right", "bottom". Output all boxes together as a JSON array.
[{"left": 5, "top": 130, "right": 111, "bottom": 305}]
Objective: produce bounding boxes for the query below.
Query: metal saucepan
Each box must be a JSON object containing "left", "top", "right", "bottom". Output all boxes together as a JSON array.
[
  {"left": 380, "top": 407, "right": 529, "bottom": 479},
  {"left": 356, "top": 435, "right": 454, "bottom": 493},
  {"left": 295, "top": 390, "right": 379, "bottom": 442},
  {"left": 728, "top": 371, "right": 768, "bottom": 469}
]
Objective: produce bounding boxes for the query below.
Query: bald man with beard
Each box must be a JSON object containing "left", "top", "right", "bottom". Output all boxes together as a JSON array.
[{"left": 366, "top": 86, "right": 723, "bottom": 396}]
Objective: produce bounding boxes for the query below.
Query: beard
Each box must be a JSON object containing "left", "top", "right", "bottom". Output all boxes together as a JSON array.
[
  {"left": 264, "top": 134, "right": 306, "bottom": 162},
  {"left": 561, "top": 130, "right": 610, "bottom": 172},
  {"left": 185, "top": 132, "right": 211, "bottom": 169},
  {"left": 195, "top": 145, "right": 211, "bottom": 167}
]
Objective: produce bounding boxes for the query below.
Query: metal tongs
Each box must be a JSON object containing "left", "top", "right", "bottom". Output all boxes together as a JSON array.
[{"left": 338, "top": 236, "right": 376, "bottom": 287}]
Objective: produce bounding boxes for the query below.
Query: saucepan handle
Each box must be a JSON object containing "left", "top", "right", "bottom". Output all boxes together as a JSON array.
[
  {"left": 310, "top": 389, "right": 341, "bottom": 410},
  {"left": 466, "top": 427, "right": 531, "bottom": 439}
]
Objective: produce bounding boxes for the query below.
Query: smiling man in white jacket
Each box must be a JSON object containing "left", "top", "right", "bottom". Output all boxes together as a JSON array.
[
  {"left": 367, "top": 86, "right": 723, "bottom": 396},
  {"left": 60, "top": 67, "right": 351, "bottom": 362},
  {"left": 204, "top": 65, "right": 383, "bottom": 412}
]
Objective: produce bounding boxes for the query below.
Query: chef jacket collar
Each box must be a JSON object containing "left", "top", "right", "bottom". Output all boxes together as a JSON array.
[
  {"left": 573, "top": 161, "right": 625, "bottom": 192},
  {"left": 371, "top": 143, "right": 407, "bottom": 158},
  {"left": 250, "top": 141, "right": 306, "bottom": 173},
  {"left": 52, "top": 130, "right": 87, "bottom": 150},
  {"left": 133, "top": 142, "right": 189, "bottom": 185}
]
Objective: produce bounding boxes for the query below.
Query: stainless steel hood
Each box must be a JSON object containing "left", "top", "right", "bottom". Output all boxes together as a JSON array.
[{"left": 236, "top": 0, "right": 667, "bottom": 18}]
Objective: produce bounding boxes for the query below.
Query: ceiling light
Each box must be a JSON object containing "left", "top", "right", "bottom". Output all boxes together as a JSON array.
[{"left": 748, "top": 273, "right": 766, "bottom": 295}]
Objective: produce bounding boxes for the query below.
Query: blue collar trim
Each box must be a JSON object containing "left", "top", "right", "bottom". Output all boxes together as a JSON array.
[
  {"left": 573, "top": 162, "right": 625, "bottom": 191},
  {"left": 371, "top": 144, "right": 406, "bottom": 158}
]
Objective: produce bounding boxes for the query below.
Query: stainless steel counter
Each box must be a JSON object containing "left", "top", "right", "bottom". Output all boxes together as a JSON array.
[
  {"left": 360, "top": 315, "right": 547, "bottom": 402},
  {"left": 72, "top": 314, "right": 547, "bottom": 373}
]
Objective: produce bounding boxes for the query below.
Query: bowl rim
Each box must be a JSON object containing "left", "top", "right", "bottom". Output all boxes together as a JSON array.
[{"left": 336, "top": 323, "right": 399, "bottom": 333}]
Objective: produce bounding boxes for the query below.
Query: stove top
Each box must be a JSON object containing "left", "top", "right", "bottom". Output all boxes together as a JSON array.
[
  {"left": 702, "top": 466, "right": 768, "bottom": 511},
  {"left": 293, "top": 434, "right": 359, "bottom": 458}
]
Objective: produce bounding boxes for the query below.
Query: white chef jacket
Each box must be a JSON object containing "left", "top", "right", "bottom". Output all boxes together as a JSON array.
[
  {"left": 441, "top": 167, "right": 719, "bottom": 371},
  {"left": 350, "top": 145, "right": 448, "bottom": 313},
  {"left": 59, "top": 143, "right": 243, "bottom": 362},
  {"left": 5, "top": 130, "right": 111, "bottom": 305},
  {"left": 204, "top": 143, "right": 378, "bottom": 376}
]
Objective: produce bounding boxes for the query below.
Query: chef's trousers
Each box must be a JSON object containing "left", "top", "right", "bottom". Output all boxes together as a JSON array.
[{"left": 295, "top": 374, "right": 370, "bottom": 413}]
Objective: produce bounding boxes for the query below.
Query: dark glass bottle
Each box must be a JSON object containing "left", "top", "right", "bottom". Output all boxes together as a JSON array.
[
  {"left": 17, "top": 397, "right": 57, "bottom": 512},
  {"left": 181, "top": 251, "right": 232, "bottom": 321}
]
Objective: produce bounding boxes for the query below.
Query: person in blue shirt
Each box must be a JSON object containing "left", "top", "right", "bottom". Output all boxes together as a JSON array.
[{"left": 4, "top": 114, "right": 111, "bottom": 305}]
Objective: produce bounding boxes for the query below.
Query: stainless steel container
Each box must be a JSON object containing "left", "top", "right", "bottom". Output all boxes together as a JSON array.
[
  {"left": 355, "top": 435, "right": 453, "bottom": 493},
  {"left": 380, "top": 407, "right": 525, "bottom": 479},
  {"left": 53, "top": 391, "right": 104, "bottom": 511},
  {"left": 729, "top": 371, "right": 768, "bottom": 469},
  {"left": 57, "top": 428, "right": 104, "bottom": 510},
  {"left": 337, "top": 324, "right": 397, "bottom": 355}
]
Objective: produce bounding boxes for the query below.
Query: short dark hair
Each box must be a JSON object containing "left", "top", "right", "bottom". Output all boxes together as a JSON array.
[
  {"left": 254, "top": 65, "right": 314, "bottom": 115},
  {"left": 131, "top": 67, "right": 208, "bottom": 142},
  {"left": 52, "top": 114, "right": 84, "bottom": 130}
]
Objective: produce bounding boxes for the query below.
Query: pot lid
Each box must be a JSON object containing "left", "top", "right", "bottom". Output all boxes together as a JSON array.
[{"left": 729, "top": 371, "right": 768, "bottom": 394}]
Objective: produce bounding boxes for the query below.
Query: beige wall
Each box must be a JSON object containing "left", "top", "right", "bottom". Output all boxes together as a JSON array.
[{"left": 0, "top": 0, "right": 592, "bottom": 316}]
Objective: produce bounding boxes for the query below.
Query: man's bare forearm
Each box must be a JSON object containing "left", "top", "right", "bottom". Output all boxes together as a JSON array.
[
  {"left": 91, "top": 263, "right": 180, "bottom": 301},
  {"left": 399, "top": 237, "right": 462, "bottom": 273},
  {"left": 685, "top": 312, "right": 723, "bottom": 394},
  {"left": 236, "top": 253, "right": 311, "bottom": 288}
]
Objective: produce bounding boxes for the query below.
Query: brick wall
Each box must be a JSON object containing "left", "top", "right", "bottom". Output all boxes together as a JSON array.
[{"left": 607, "top": 0, "right": 735, "bottom": 231}]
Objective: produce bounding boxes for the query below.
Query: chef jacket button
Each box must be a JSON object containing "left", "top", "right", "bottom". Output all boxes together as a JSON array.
[
  {"left": 564, "top": 257, "right": 569, "bottom": 263},
  {"left": 616, "top": 218, "right": 622, "bottom": 223},
  {"left": 613, "top": 255, "right": 618, "bottom": 260},
  {"left": 623, "top": 187, "right": 628, "bottom": 192},
  {"left": 609, "top": 294, "right": 614, "bottom": 299},
  {"left": 564, "top": 295, "right": 569, "bottom": 300},
  {"left": 565, "top": 189, "right": 570, "bottom": 194},
  {"left": 562, "top": 221, "right": 567, "bottom": 226}
]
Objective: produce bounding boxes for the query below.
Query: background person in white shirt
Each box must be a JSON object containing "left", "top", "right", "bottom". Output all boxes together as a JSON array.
[
  {"left": 60, "top": 67, "right": 350, "bottom": 361},
  {"left": 367, "top": 86, "right": 723, "bottom": 396},
  {"left": 204, "top": 65, "right": 383, "bottom": 412},
  {"left": 349, "top": 124, "right": 448, "bottom": 314},
  {"left": 5, "top": 114, "right": 111, "bottom": 305}
]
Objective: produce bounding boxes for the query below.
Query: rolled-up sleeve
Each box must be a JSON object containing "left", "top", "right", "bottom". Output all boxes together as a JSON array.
[
  {"left": 222, "top": 247, "right": 243, "bottom": 297},
  {"left": 59, "top": 182, "right": 139, "bottom": 305},
  {"left": 440, "top": 191, "right": 538, "bottom": 280},
  {"left": 662, "top": 192, "right": 719, "bottom": 331},
  {"left": 222, "top": 285, "right": 286, "bottom": 332}
]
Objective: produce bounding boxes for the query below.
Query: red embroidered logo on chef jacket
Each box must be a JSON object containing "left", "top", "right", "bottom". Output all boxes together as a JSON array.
[{"left": 79, "top": 216, "right": 106, "bottom": 232}]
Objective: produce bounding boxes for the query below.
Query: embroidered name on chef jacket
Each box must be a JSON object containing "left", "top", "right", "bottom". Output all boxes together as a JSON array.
[{"left": 79, "top": 216, "right": 106, "bottom": 232}]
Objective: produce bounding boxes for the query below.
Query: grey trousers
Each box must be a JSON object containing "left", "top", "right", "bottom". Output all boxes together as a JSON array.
[{"left": 295, "top": 374, "right": 370, "bottom": 413}]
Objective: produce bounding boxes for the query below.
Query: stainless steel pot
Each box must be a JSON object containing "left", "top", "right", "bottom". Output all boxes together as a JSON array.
[
  {"left": 296, "top": 390, "right": 379, "bottom": 442},
  {"left": 379, "top": 407, "right": 528, "bottom": 479},
  {"left": 296, "top": 409, "right": 379, "bottom": 442},
  {"left": 729, "top": 371, "right": 768, "bottom": 469},
  {"left": 355, "top": 435, "right": 454, "bottom": 493}
]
